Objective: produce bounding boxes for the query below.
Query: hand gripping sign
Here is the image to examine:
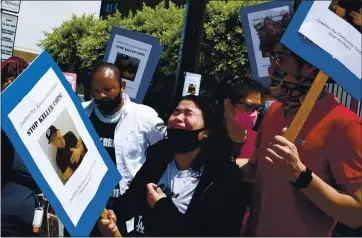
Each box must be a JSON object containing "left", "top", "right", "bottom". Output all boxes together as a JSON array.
[{"left": 1, "top": 51, "right": 121, "bottom": 236}]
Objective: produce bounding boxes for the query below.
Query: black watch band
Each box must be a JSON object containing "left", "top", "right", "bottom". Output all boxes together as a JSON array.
[{"left": 290, "top": 167, "right": 313, "bottom": 189}]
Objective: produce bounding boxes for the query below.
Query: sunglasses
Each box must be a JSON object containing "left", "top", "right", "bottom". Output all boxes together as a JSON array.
[{"left": 236, "top": 101, "right": 264, "bottom": 113}]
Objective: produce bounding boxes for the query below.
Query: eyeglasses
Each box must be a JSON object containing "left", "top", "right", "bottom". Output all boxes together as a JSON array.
[
  {"left": 269, "top": 52, "right": 283, "bottom": 67},
  {"left": 236, "top": 101, "right": 264, "bottom": 113}
]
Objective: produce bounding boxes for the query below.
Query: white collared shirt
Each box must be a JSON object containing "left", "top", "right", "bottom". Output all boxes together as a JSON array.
[{"left": 83, "top": 93, "right": 167, "bottom": 194}]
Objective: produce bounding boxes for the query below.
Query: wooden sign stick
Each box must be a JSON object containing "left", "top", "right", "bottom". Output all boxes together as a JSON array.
[
  {"left": 101, "top": 209, "right": 122, "bottom": 237},
  {"left": 284, "top": 71, "right": 329, "bottom": 142}
]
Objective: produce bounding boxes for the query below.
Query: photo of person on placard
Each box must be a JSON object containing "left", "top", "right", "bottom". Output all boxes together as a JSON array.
[
  {"left": 187, "top": 83, "right": 196, "bottom": 94},
  {"left": 253, "top": 12, "right": 293, "bottom": 58},
  {"left": 46, "top": 125, "right": 87, "bottom": 184},
  {"left": 39, "top": 110, "right": 88, "bottom": 184},
  {"left": 114, "top": 53, "right": 140, "bottom": 82},
  {"left": 329, "top": 0, "right": 362, "bottom": 33}
]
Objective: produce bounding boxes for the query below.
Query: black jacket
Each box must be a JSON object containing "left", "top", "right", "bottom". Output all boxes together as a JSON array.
[
  {"left": 111, "top": 139, "right": 250, "bottom": 237},
  {"left": 1, "top": 130, "right": 39, "bottom": 236}
]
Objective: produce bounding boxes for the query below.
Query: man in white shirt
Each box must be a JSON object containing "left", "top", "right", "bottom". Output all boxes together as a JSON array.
[{"left": 82, "top": 63, "right": 166, "bottom": 195}]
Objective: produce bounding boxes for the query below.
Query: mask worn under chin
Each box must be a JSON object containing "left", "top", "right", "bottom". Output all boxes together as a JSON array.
[
  {"left": 94, "top": 92, "right": 122, "bottom": 115},
  {"left": 230, "top": 110, "right": 258, "bottom": 130},
  {"left": 167, "top": 128, "right": 205, "bottom": 153}
]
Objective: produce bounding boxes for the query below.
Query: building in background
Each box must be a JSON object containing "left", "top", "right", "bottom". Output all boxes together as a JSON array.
[
  {"left": 1, "top": 1, "right": 21, "bottom": 61},
  {"left": 13, "top": 47, "right": 40, "bottom": 63},
  {"left": 99, "top": 0, "right": 185, "bottom": 18}
]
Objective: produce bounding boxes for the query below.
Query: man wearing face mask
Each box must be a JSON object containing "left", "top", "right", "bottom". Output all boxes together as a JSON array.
[
  {"left": 82, "top": 63, "right": 166, "bottom": 196},
  {"left": 244, "top": 2, "right": 362, "bottom": 236}
]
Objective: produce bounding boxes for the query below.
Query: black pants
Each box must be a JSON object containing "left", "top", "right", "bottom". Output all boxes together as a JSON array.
[{"left": 1, "top": 181, "right": 38, "bottom": 237}]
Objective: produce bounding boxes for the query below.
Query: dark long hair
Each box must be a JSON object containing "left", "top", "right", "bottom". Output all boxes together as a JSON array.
[{"left": 146, "top": 94, "right": 231, "bottom": 172}]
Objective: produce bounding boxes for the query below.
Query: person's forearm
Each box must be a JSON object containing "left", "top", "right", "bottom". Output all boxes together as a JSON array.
[{"left": 301, "top": 173, "right": 362, "bottom": 228}]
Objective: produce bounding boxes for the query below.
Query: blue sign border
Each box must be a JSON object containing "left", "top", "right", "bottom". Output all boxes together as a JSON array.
[
  {"left": 240, "top": 1, "right": 293, "bottom": 88},
  {"left": 281, "top": 0, "right": 361, "bottom": 100},
  {"left": 1, "top": 51, "right": 121, "bottom": 236},
  {"left": 103, "top": 26, "right": 163, "bottom": 103}
]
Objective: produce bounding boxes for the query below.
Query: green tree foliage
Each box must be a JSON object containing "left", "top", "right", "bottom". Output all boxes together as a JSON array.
[
  {"left": 201, "top": 0, "right": 266, "bottom": 79},
  {"left": 38, "top": 0, "right": 267, "bottom": 87},
  {"left": 38, "top": 14, "right": 98, "bottom": 73}
]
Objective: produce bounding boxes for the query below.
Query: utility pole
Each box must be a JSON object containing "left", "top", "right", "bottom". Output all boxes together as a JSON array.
[
  {"left": 164, "top": 0, "right": 170, "bottom": 9},
  {"left": 173, "top": 0, "right": 208, "bottom": 100}
]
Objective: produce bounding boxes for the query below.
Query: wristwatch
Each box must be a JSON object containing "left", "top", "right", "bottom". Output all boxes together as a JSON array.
[{"left": 290, "top": 167, "right": 313, "bottom": 189}]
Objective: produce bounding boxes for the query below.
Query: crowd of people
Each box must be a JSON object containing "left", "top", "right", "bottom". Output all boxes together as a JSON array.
[{"left": 1, "top": 0, "right": 361, "bottom": 237}]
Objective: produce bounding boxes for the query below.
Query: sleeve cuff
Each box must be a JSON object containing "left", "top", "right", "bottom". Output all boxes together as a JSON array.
[{"left": 153, "top": 197, "right": 179, "bottom": 216}]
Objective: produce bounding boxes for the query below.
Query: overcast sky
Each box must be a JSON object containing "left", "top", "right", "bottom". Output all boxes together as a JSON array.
[{"left": 14, "top": 1, "right": 101, "bottom": 51}]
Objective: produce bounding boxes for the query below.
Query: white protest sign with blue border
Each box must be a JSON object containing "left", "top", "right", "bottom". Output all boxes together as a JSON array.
[
  {"left": 1, "top": 51, "right": 122, "bottom": 236},
  {"left": 240, "top": 1, "right": 293, "bottom": 88},
  {"left": 281, "top": 0, "right": 361, "bottom": 100},
  {"left": 104, "top": 26, "right": 163, "bottom": 104}
]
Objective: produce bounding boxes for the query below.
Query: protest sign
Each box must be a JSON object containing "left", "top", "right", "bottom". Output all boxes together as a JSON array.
[
  {"left": 281, "top": 0, "right": 361, "bottom": 100},
  {"left": 240, "top": 1, "right": 293, "bottom": 88},
  {"left": 1, "top": 0, "right": 21, "bottom": 14},
  {"left": 104, "top": 26, "right": 163, "bottom": 103},
  {"left": 1, "top": 51, "right": 121, "bottom": 236},
  {"left": 1, "top": 12, "right": 18, "bottom": 60},
  {"left": 63, "top": 72, "right": 77, "bottom": 92},
  {"left": 182, "top": 72, "right": 201, "bottom": 96}
]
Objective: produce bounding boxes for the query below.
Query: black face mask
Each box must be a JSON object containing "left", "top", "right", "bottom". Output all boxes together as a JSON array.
[
  {"left": 167, "top": 128, "right": 205, "bottom": 153},
  {"left": 94, "top": 92, "right": 122, "bottom": 115}
]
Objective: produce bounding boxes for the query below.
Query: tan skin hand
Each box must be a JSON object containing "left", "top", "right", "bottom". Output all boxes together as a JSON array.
[
  {"left": 98, "top": 210, "right": 121, "bottom": 237},
  {"left": 146, "top": 183, "right": 166, "bottom": 209},
  {"left": 63, "top": 167, "right": 74, "bottom": 180},
  {"left": 335, "top": 5, "right": 346, "bottom": 18},
  {"left": 70, "top": 138, "right": 84, "bottom": 164},
  {"left": 350, "top": 10, "right": 362, "bottom": 26},
  {"left": 264, "top": 127, "right": 306, "bottom": 181}
]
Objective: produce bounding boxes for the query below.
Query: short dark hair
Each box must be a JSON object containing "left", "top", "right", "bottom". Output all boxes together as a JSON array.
[
  {"left": 90, "top": 62, "right": 121, "bottom": 81},
  {"left": 254, "top": 10, "right": 320, "bottom": 78},
  {"left": 215, "top": 75, "right": 264, "bottom": 106}
]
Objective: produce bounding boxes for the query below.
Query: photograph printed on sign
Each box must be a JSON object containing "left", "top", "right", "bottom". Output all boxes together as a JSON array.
[
  {"left": 182, "top": 72, "right": 201, "bottom": 96},
  {"left": 328, "top": 0, "right": 362, "bottom": 34},
  {"left": 39, "top": 109, "right": 88, "bottom": 185},
  {"left": 187, "top": 84, "right": 196, "bottom": 95},
  {"left": 2, "top": 51, "right": 123, "bottom": 235},
  {"left": 7, "top": 67, "right": 108, "bottom": 226},
  {"left": 106, "top": 34, "right": 152, "bottom": 99},
  {"left": 247, "top": 6, "right": 291, "bottom": 78},
  {"left": 114, "top": 53, "right": 140, "bottom": 82},
  {"left": 253, "top": 10, "right": 293, "bottom": 58}
]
